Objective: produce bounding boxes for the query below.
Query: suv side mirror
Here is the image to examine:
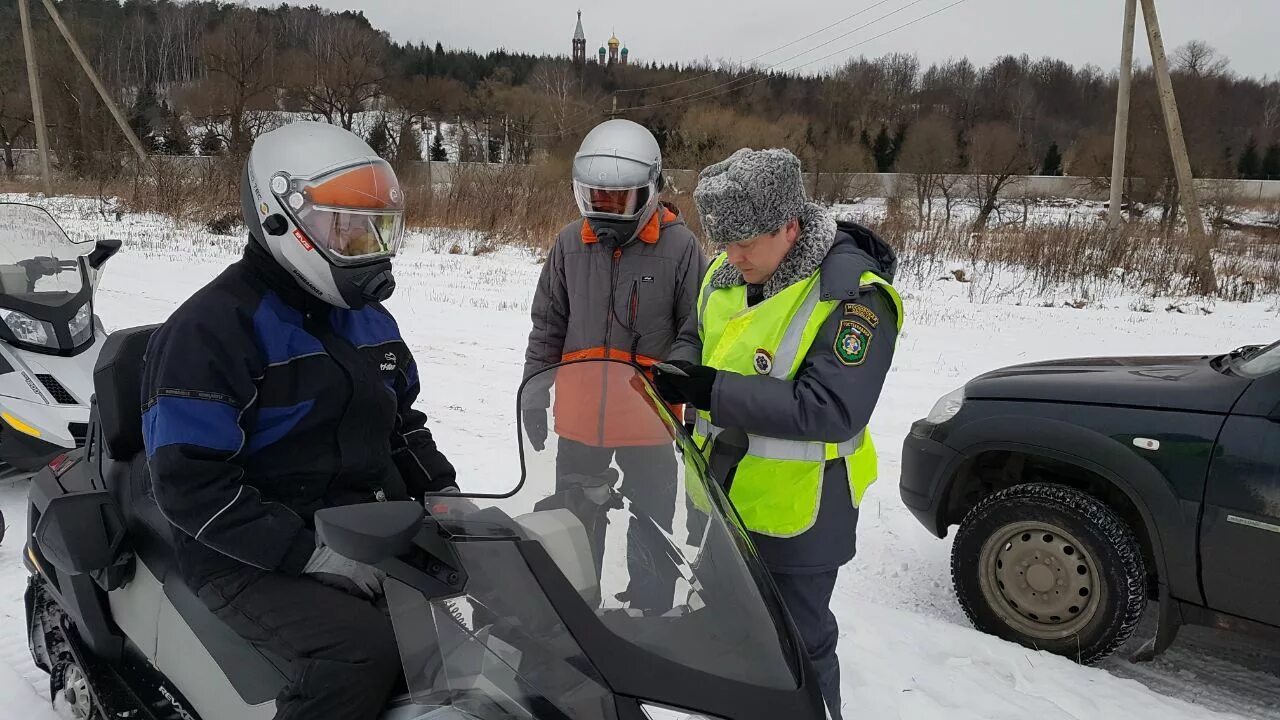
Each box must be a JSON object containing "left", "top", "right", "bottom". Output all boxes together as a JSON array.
[
  {"left": 314, "top": 501, "right": 425, "bottom": 564},
  {"left": 707, "top": 428, "right": 750, "bottom": 492},
  {"left": 87, "top": 239, "right": 122, "bottom": 269}
]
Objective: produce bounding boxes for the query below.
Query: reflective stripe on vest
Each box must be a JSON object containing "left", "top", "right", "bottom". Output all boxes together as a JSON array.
[
  {"left": 694, "top": 416, "right": 863, "bottom": 462},
  {"left": 693, "top": 252, "right": 903, "bottom": 538}
]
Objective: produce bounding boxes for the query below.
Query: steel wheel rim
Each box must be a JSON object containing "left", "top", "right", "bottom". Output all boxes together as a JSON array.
[
  {"left": 977, "top": 520, "right": 1102, "bottom": 640},
  {"left": 54, "top": 662, "right": 95, "bottom": 720}
]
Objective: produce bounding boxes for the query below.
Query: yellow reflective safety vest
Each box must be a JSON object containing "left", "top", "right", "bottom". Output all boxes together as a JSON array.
[{"left": 692, "top": 254, "right": 904, "bottom": 538}]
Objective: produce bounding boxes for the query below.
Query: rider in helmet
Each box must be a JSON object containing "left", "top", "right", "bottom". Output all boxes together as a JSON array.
[
  {"left": 141, "top": 120, "right": 458, "bottom": 720},
  {"left": 522, "top": 119, "right": 706, "bottom": 611}
]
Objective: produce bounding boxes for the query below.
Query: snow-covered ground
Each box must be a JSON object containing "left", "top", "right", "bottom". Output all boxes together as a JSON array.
[{"left": 0, "top": 194, "right": 1278, "bottom": 719}]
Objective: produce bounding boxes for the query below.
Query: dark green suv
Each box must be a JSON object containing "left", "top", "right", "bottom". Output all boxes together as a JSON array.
[{"left": 899, "top": 340, "right": 1280, "bottom": 664}]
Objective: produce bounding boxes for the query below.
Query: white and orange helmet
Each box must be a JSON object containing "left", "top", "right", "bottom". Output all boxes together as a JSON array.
[{"left": 242, "top": 121, "right": 406, "bottom": 308}]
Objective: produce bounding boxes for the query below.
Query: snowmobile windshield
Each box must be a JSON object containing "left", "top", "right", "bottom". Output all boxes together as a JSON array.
[
  {"left": 0, "top": 203, "right": 91, "bottom": 308},
  {"left": 393, "top": 360, "right": 801, "bottom": 718}
]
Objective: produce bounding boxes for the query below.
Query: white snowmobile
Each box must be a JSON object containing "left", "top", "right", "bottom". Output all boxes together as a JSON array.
[
  {"left": 23, "top": 343, "right": 827, "bottom": 720},
  {"left": 0, "top": 202, "right": 118, "bottom": 473}
]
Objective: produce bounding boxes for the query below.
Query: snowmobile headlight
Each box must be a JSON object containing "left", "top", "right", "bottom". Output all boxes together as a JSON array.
[
  {"left": 926, "top": 385, "right": 966, "bottom": 425},
  {"left": 640, "top": 704, "right": 723, "bottom": 720},
  {"left": 0, "top": 309, "right": 53, "bottom": 347},
  {"left": 69, "top": 302, "right": 93, "bottom": 346}
]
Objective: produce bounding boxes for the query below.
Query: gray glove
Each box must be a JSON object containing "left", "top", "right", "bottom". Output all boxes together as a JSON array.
[
  {"left": 426, "top": 485, "right": 481, "bottom": 518},
  {"left": 303, "top": 546, "right": 387, "bottom": 600}
]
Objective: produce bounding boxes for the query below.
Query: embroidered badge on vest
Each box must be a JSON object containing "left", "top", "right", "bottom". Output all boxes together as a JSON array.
[
  {"left": 753, "top": 348, "right": 774, "bottom": 375},
  {"left": 844, "top": 302, "right": 880, "bottom": 327},
  {"left": 835, "top": 320, "right": 872, "bottom": 366}
]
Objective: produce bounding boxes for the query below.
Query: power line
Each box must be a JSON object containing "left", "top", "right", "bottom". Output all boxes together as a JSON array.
[
  {"left": 512, "top": 0, "right": 929, "bottom": 135},
  {"left": 617, "top": 0, "right": 949, "bottom": 116},
  {"left": 618, "top": 0, "right": 972, "bottom": 116},
  {"left": 494, "top": 0, "right": 972, "bottom": 139},
  {"left": 614, "top": 0, "right": 902, "bottom": 94}
]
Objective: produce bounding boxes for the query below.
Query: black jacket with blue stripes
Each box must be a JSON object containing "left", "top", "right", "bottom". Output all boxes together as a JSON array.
[{"left": 141, "top": 240, "right": 457, "bottom": 587}]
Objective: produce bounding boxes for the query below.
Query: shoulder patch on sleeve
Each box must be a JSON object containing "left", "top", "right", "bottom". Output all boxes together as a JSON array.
[
  {"left": 834, "top": 319, "right": 873, "bottom": 366},
  {"left": 844, "top": 302, "right": 879, "bottom": 327}
]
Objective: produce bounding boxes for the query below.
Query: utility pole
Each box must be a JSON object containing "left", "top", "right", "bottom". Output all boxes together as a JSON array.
[
  {"left": 17, "top": 0, "right": 52, "bottom": 196},
  {"left": 1108, "top": 0, "right": 1137, "bottom": 228},
  {"left": 38, "top": 0, "right": 149, "bottom": 163},
  {"left": 1138, "top": 0, "right": 1214, "bottom": 292}
]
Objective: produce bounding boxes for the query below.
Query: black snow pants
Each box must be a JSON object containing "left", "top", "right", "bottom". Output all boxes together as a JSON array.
[
  {"left": 553, "top": 437, "right": 678, "bottom": 611},
  {"left": 195, "top": 565, "right": 401, "bottom": 720}
]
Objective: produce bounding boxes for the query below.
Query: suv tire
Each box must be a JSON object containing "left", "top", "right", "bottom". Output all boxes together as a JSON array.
[{"left": 952, "top": 482, "right": 1146, "bottom": 664}]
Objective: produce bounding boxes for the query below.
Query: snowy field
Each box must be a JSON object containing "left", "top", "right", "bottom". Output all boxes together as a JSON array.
[{"left": 0, "top": 194, "right": 1279, "bottom": 719}]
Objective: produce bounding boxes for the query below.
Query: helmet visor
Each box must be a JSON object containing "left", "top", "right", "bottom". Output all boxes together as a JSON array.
[
  {"left": 573, "top": 180, "right": 653, "bottom": 220},
  {"left": 281, "top": 160, "right": 407, "bottom": 263},
  {"left": 295, "top": 208, "right": 405, "bottom": 261}
]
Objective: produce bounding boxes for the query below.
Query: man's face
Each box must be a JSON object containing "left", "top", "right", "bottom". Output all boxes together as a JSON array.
[
  {"left": 330, "top": 214, "right": 380, "bottom": 257},
  {"left": 723, "top": 219, "right": 800, "bottom": 285}
]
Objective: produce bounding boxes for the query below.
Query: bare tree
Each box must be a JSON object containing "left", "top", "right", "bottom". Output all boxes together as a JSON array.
[
  {"left": 897, "top": 115, "right": 959, "bottom": 224},
  {"left": 1173, "top": 41, "right": 1231, "bottom": 79},
  {"left": 529, "top": 61, "right": 591, "bottom": 141},
  {"left": 0, "top": 47, "right": 33, "bottom": 173},
  {"left": 195, "top": 13, "right": 278, "bottom": 155},
  {"left": 291, "top": 20, "right": 387, "bottom": 130},
  {"left": 966, "top": 121, "right": 1031, "bottom": 230}
]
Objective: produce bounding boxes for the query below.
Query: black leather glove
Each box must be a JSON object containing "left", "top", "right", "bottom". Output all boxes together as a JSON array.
[
  {"left": 522, "top": 408, "right": 548, "bottom": 451},
  {"left": 654, "top": 362, "right": 717, "bottom": 411}
]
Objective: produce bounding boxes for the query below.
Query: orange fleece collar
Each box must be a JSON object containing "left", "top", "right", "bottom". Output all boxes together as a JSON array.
[{"left": 580, "top": 207, "right": 677, "bottom": 245}]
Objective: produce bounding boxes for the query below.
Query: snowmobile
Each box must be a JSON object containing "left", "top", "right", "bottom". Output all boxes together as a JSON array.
[
  {"left": 0, "top": 202, "right": 119, "bottom": 473},
  {"left": 22, "top": 338, "right": 827, "bottom": 720}
]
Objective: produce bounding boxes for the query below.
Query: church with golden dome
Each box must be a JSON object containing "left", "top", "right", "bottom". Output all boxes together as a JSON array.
[{"left": 572, "top": 10, "right": 629, "bottom": 67}]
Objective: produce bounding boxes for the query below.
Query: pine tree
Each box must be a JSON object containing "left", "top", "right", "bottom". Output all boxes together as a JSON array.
[
  {"left": 1237, "top": 136, "right": 1261, "bottom": 179},
  {"left": 1041, "top": 142, "right": 1064, "bottom": 176},
  {"left": 1262, "top": 142, "right": 1280, "bottom": 180},
  {"left": 890, "top": 123, "right": 908, "bottom": 168},
  {"left": 430, "top": 126, "right": 448, "bottom": 161},
  {"left": 366, "top": 118, "right": 393, "bottom": 160},
  {"left": 396, "top": 120, "right": 422, "bottom": 164},
  {"left": 199, "top": 128, "right": 224, "bottom": 156},
  {"left": 872, "top": 125, "right": 895, "bottom": 172},
  {"left": 130, "top": 84, "right": 162, "bottom": 152},
  {"left": 166, "top": 112, "right": 193, "bottom": 156}
]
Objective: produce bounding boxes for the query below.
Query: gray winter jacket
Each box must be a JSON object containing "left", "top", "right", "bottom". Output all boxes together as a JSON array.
[
  {"left": 524, "top": 203, "right": 707, "bottom": 446},
  {"left": 669, "top": 209, "right": 900, "bottom": 573}
]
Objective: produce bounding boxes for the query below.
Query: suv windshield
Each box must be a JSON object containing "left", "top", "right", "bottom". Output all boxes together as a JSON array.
[
  {"left": 1234, "top": 340, "right": 1280, "bottom": 378},
  {"left": 391, "top": 360, "right": 800, "bottom": 719},
  {"left": 0, "top": 203, "right": 91, "bottom": 307}
]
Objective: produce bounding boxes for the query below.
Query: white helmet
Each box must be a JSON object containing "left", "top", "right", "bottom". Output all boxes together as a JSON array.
[
  {"left": 572, "top": 119, "right": 663, "bottom": 245},
  {"left": 242, "top": 121, "right": 405, "bottom": 308}
]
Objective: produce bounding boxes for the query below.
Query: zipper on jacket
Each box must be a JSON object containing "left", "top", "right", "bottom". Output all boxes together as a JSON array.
[
  {"left": 627, "top": 279, "right": 640, "bottom": 364},
  {"left": 602, "top": 248, "right": 622, "bottom": 352},
  {"left": 597, "top": 248, "right": 623, "bottom": 446}
]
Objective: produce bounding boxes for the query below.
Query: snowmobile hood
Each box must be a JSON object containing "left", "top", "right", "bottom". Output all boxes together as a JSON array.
[{"left": 965, "top": 354, "right": 1252, "bottom": 413}]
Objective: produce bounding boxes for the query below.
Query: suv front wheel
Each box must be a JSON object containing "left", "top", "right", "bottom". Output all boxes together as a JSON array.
[{"left": 951, "top": 482, "right": 1147, "bottom": 664}]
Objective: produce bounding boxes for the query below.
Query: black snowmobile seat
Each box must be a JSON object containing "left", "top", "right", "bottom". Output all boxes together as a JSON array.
[
  {"left": 91, "top": 325, "right": 178, "bottom": 580},
  {"left": 94, "top": 324, "right": 161, "bottom": 461}
]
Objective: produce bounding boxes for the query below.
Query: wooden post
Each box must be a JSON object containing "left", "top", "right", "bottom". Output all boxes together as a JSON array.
[
  {"left": 1108, "top": 0, "right": 1137, "bottom": 227},
  {"left": 1138, "top": 0, "right": 1215, "bottom": 292},
  {"left": 38, "top": 0, "right": 149, "bottom": 163},
  {"left": 17, "top": 0, "right": 53, "bottom": 195}
]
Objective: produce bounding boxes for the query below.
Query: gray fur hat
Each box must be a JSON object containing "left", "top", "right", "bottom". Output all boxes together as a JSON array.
[{"left": 694, "top": 148, "right": 806, "bottom": 246}]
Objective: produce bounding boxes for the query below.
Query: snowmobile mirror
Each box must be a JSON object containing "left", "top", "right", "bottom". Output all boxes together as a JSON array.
[
  {"left": 707, "top": 427, "right": 750, "bottom": 492},
  {"left": 314, "top": 501, "right": 425, "bottom": 565},
  {"left": 87, "top": 239, "right": 122, "bottom": 269}
]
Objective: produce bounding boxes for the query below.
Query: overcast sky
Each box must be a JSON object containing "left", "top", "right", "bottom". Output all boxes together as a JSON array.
[{"left": 252, "top": 0, "right": 1278, "bottom": 79}]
